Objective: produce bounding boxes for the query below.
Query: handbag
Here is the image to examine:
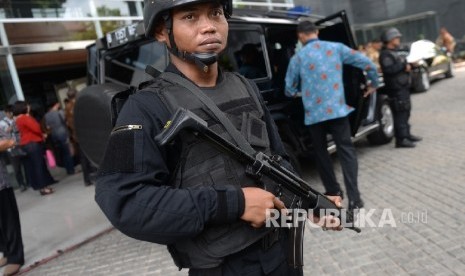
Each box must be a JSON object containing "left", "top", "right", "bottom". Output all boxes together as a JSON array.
[
  {"left": 9, "top": 146, "right": 27, "bottom": 157},
  {"left": 45, "top": 149, "right": 56, "bottom": 168}
]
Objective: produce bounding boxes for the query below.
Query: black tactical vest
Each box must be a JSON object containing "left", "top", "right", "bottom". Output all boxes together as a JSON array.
[
  {"left": 150, "top": 72, "right": 274, "bottom": 269},
  {"left": 380, "top": 48, "right": 411, "bottom": 92}
]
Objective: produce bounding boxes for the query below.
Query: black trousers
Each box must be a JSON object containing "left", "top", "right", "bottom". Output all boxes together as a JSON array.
[
  {"left": 308, "top": 117, "right": 361, "bottom": 203},
  {"left": 76, "top": 144, "right": 97, "bottom": 185},
  {"left": 8, "top": 154, "right": 28, "bottom": 188},
  {"left": 22, "top": 142, "right": 55, "bottom": 190},
  {"left": 188, "top": 230, "right": 303, "bottom": 276},
  {"left": 0, "top": 187, "right": 25, "bottom": 265},
  {"left": 389, "top": 88, "right": 412, "bottom": 141}
]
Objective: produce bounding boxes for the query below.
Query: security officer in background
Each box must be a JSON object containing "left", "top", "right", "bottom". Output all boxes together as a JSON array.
[
  {"left": 379, "top": 28, "right": 422, "bottom": 148},
  {"left": 95, "top": 0, "right": 342, "bottom": 275}
]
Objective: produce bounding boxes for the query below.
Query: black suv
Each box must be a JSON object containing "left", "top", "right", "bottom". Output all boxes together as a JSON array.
[{"left": 79, "top": 10, "right": 394, "bottom": 170}]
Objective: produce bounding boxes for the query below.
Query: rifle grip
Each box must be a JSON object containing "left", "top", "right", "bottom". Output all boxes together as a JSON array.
[{"left": 155, "top": 108, "right": 208, "bottom": 146}]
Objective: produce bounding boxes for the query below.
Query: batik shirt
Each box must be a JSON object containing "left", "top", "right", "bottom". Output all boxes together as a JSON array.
[
  {"left": 0, "top": 128, "right": 11, "bottom": 191},
  {"left": 285, "top": 38, "right": 379, "bottom": 125}
]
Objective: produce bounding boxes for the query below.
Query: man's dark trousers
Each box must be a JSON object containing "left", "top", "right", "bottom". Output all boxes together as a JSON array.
[
  {"left": 0, "top": 187, "right": 25, "bottom": 265},
  {"left": 308, "top": 116, "right": 361, "bottom": 203}
]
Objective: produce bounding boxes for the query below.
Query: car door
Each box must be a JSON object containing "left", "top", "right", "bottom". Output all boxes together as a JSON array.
[{"left": 316, "top": 11, "right": 369, "bottom": 136}]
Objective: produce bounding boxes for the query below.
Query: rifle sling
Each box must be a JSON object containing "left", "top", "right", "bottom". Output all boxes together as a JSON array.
[{"left": 160, "top": 72, "right": 256, "bottom": 156}]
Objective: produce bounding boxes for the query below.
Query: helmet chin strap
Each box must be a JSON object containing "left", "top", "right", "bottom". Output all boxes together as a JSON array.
[
  {"left": 164, "top": 14, "right": 218, "bottom": 73},
  {"left": 167, "top": 47, "right": 218, "bottom": 73}
]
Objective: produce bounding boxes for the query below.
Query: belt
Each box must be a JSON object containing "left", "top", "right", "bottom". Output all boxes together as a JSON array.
[{"left": 261, "top": 228, "right": 280, "bottom": 251}]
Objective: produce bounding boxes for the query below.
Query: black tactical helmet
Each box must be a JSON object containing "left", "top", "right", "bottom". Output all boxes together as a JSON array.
[
  {"left": 143, "top": 0, "right": 233, "bottom": 38},
  {"left": 381, "top": 27, "right": 402, "bottom": 43}
]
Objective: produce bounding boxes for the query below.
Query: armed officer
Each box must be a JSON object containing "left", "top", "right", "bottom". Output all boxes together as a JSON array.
[
  {"left": 95, "top": 0, "right": 342, "bottom": 275},
  {"left": 379, "top": 28, "right": 422, "bottom": 148}
]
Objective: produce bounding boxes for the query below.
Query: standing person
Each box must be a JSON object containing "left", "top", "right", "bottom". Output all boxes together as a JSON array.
[
  {"left": 0, "top": 138, "right": 24, "bottom": 276},
  {"left": 65, "top": 89, "right": 96, "bottom": 186},
  {"left": 43, "top": 101, "right": 75, "bottom": 175},
  {"left": 0, "top": 105, "right": 28, "bottom": 192},
  {"left": 13, "top": 101, "right": 56, "bottom": 196},
  {"left": 436, "top": 27, "right": 456, "bottom": 54},
  {"left": 238, "top": 43, "right": 265, "bottom": 78},
  {"left": 95, "top": 1, "right": 342, "bottom": 275},
  {"left": 379, "top": 28, "right": 422, "bottom": 148},
  {"left": 365, "top": 38, "right": 383, "bottom": 71},
  {"left": 285, "top": 21, "right": 380, "bottom": 210}
]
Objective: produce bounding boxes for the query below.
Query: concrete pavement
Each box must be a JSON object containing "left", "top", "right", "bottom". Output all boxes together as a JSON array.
[
  {"left": 0, "top": 167, "right": 112, "bottom": 275},
  {"left": 3, "top": 67, "right": 465, "bottom": 275}
]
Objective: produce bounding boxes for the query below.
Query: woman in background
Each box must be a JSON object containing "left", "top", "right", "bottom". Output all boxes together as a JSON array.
[{"left": 13, "top": 101, "right": 56, "bottom": 196}]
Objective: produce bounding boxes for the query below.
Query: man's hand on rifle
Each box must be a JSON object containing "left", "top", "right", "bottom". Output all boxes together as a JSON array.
[
  {"left": 309, "top": 195, "right": 344, "bottom": 231},
  {"left": 241, "top": 187, "right": 285, "bottom": 228}
]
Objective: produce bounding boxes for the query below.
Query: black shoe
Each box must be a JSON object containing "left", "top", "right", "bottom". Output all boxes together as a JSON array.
[
  {"left": 396, "top": 138, "right": 416, "bottom": 148},
  {"left": 348, "top": 199, "right": 364, "bottom": 211},
  {"left": 85, "top": 181, "right": 95, "bottom": 186},
  {"left": 408, "top": 134, "right": 423, "bottom": 142}
]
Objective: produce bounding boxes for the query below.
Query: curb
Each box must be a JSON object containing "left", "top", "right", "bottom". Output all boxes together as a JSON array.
[{"left": 17, "top": 227, "right": 115, "bottom": 275}]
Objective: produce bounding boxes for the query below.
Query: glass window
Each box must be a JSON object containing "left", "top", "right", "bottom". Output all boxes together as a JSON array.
[
  {"left": 220, "top": 30, "right": 268, "bottom": 80},
  {"left": 93, "top": 0, "right": 142, "bottom": 17},
  {"left": 0, "top": 0, "right": 143, "bottom": 19},
  {"left": 5, "top": 21, "right": 97, "bottom": 44},
  {"left": 105, "top": 41, "right": 168, "bottom": 87},
  {"left": 0, "top": 1, "right": 69, "bottom": 19},
  {"left": 0, "top": 56, "right": 17, "bottom": 106}
]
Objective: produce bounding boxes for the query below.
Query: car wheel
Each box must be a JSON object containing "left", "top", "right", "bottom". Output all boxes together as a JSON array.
[
  {"left": 445, "top": 61, "right": 454, "bottom": 78},
  {"left": 414, "top": 67, "right": 430, "bottom": 92},
  {"left": 367, "top": 97, "right": 394, "bottom": 145}
]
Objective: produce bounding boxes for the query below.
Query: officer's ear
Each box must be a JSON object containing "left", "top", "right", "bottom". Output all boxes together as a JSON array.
[{"left": 154, "top": 23, "right": 167, "bottom": 43}]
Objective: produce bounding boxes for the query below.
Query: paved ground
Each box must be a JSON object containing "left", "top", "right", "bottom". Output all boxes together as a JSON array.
[{"left": 6, "top": 67, "right": 465, "bottom": 275}]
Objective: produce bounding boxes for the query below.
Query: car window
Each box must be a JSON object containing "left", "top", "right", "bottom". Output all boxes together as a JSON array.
[
  {"left": 219, "top": 30, "right": 268, "bottom": 80},
  {"left": 105, "top": 41, "right": 168, "bottom": 87}
]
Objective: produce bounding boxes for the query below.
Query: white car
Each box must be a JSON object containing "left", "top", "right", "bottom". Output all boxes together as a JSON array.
[{"left": 406, "top": 39, "right": 454, "bottom": 92}]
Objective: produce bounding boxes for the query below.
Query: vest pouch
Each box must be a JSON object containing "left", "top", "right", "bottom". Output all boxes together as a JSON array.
[
  {"left": 396, "top": 73, "right": 410, "bottom": 87},
  {"left": 169, "top": 222, "right": 270, "bottom": 269},
  {"left": 241, "top": 112, "right": 270, "bottom": 149},
  {"left": 181, "top": 145, "right": 239, "bottom": 189}
]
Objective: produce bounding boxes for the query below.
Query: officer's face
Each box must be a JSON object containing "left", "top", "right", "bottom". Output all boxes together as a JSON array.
[
  {"left": 158, "top": 2, "right": 228, "bottom": 55},
  {"left": 391, "top": 37, "right": 401, "bottom": 47}
]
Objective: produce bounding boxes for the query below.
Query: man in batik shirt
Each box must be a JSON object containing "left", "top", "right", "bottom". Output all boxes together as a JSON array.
[{"left": 285, "top": 20, "right": 379, "bottom": 210}]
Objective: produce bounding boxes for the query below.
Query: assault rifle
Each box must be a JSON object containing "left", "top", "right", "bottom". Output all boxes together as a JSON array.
[{"left": 155, "top": 108, "right": 361, "bottom": 266}]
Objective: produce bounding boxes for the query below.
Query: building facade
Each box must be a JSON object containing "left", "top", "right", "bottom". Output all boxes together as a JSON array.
[
  {"left": 296, "top": 0, "right": 465, "bottom": 44},
  {"left": 0, "top": 0, "right": 148, "bottom": 115}
]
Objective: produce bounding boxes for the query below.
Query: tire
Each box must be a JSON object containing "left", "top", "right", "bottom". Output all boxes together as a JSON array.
[
  {"left": 367, "top": 98, "right": 395, "bottom": 145},
  {"left": 283, "top": 142, "right": 302, "bottom": 176},
  {"left": 445, "top": 61, "right": 454, "bottom": 78},
  {"left": 413, "top": 67, "right": 430, "bottom": 92}
]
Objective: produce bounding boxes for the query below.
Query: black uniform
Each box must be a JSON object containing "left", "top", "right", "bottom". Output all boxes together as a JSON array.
[
  {"left": 379, "top": 47, "right": 412, "bottom": 141},
  {"left": 95, "top": 64, "right": 302, "bottom": 276}
]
